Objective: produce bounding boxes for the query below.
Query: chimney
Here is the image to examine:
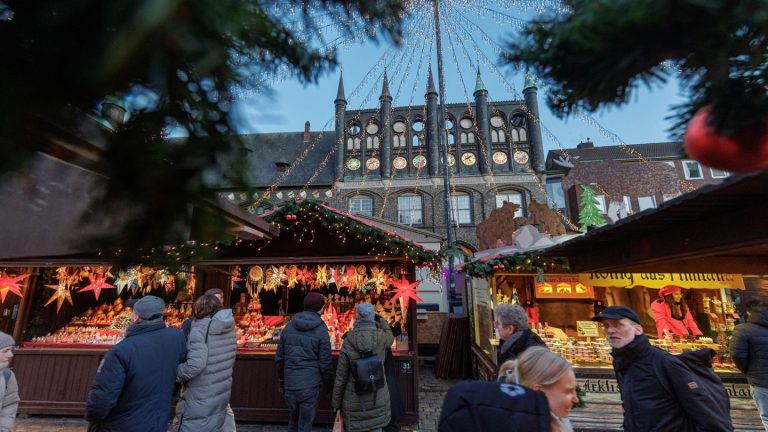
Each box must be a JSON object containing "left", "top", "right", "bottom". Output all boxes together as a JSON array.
[
  {"left": 304, "top": 121, "right": 310, "bottom": 143},
  {"left": 577, "top": 139, "right": 594, "bottom": 149}
]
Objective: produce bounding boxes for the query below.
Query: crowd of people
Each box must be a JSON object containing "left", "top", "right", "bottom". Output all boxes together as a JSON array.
[{"left": 0, "top": 291, "right": 763, "bottom": 431}]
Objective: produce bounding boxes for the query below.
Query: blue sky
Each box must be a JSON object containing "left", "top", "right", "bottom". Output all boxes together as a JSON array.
[{"left": 230, "top": 3, "right": 686, "bottom": 153}]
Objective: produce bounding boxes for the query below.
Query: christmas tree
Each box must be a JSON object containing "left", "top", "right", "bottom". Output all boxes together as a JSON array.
[
  {"left": 578, "top": 185, "right": 607, "bottom": 232},
  {"left": 503, "top": 0, "right": 768, "bottom": 172}
]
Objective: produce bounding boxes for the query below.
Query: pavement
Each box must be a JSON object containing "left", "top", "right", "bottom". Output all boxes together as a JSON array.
[{"left": 12, "top": 365, "right": 764, "bottom": 432}]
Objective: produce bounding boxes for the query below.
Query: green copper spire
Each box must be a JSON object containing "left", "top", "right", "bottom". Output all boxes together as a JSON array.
[{"left": 474, "top": 67, "right": 486, "bottom": 93}]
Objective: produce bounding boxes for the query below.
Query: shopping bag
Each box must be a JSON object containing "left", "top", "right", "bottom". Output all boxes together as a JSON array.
[{"left": 333, "top": 411, "right": 344, "bottom": 432}]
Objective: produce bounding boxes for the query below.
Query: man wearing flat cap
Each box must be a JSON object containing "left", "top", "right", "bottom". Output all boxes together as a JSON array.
[
  {"left": 593, "top": 306, "right": 732, "bottom": 432},
  {"left": 86, "top": 295, "right": 187, "bottom": 432}
]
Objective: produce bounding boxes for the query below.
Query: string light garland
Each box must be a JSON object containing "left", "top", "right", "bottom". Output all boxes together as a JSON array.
[{"left": 461, "top": 252, "right": 568, "bottom": 279}]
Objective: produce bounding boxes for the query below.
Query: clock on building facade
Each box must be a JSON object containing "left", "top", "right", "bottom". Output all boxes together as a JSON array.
[{"left": 346, "top": 158, "right": 361, "bottom": 170}]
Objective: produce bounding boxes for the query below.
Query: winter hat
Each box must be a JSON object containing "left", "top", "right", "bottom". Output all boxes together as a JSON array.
[
  {"left": 592, "top": 305, "right": 641, "bottom": 325},
  {"left": 304, "top": 292, "right": 325, "bottom": 312},
  {"left": 356, "top": 302, "right": 375, "bottom": 323},
  {"left": 0, "top": 332, "right": 14, "bottom": 350},
  {"left": 129, "top": 295, "right": 165, "bottom": 320},
  {"left": 659, "top": 285, "right": 681, "bottom": 298}
]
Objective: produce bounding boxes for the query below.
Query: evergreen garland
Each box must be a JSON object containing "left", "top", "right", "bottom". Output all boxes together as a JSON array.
[
  {"left": 265, "top": 200, "right": 443, "bottom": 267},
  {"left": 461, "top": 252, "right": 565, "bottom": 279}
]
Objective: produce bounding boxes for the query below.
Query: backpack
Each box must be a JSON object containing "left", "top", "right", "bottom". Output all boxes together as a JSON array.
[
  {"left": 653, "top": 348, "right": 732, "bottom": 428},
  {"left": 349, "top": 333, "right": 385, "bottom": 409}
]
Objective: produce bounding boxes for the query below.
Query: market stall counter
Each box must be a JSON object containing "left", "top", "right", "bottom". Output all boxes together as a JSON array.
[{"left": 13, "top": 346, "right": 420, "bottom": 424}]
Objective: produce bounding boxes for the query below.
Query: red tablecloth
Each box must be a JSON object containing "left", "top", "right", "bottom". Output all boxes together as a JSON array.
[{"left": 263, "top": 315, "right": 284, "bottom": 327}]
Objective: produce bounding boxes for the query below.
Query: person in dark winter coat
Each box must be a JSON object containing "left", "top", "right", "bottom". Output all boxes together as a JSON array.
[
  {"left": 730, "top": 301, "right": 768, "bottom": 430},
  {"left": 173, "top": 294, "right": 237, "bottom": 432},
  {"left": 276, "top": 292, "right": 334, "bottom": 432},
  {"left": 438, "top": 380, "right": 551, "bottom": 432},
  {"left": 495, "top": 303, "right": 546, "bottom": 366},
  {"left": 332, "top": 303, "right": 394, "bottom": 432},
  {"left": 594, "top": 306, "right": 733, "bottom": 432},
  {"left": 86, "top": 296, "right": 187, "bottom": 432}
]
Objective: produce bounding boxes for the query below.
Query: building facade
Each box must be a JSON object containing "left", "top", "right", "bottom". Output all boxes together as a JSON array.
[
  {"left": 545, "top": 140, "right": 731, "bottom": 224},
  {"left": 233, "top": 69, "right": 549, "bottom": 252}
]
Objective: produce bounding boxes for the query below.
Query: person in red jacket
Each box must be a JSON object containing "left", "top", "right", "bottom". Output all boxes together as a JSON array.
[{"left": 650, "top": 285, "right": 702, "bottom": 340}]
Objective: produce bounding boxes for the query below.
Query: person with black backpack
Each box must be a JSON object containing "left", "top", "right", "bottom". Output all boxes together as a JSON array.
[
  {"left": 332, "top": 302, "right": 394, "bottom": 432},
  {"left": 593, "top": 305, "right": 733, "bottom": 432}
]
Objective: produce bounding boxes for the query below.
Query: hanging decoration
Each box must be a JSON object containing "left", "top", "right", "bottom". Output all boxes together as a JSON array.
[
  {"left": 315, "top": 265, "right": 329, "bottom": 288},
  {"left": 342, "top": 265, "right": 358, "bottom": 288},
  {"left": 156, "top": 269, "right": 175, "bottom": 294},
  {"left": 247, "top": 266, "right": 264, "bottom": 296},
  {"left": 297, "top": 266, "right": 315, "bottom": 287},
  {"left": 328, "top": 266, "right": 340, "bottom": 285},
  {"left": 461, "top": 252, "right": 566, "bottom": 279},
  {"left": 263, "top": 267, "right": 277, "bottom": 291},
  {"left": 286, "top": 265, "right": 299, "bottom": 289},
  {"left": 0, "top": 271, "right": 29, "bottom": 303},
  {"left": 368, "top": 265, "right": 390, "bottom": 294},
  {"left": 79, "top": 273, "right": 116, "bottom": 301},
  {"left": 44, "top": 282, "right": 73, "bottom": 312},
  {"left": 114, "top": 268, "right": 138, "bottom": 296},
  {"left": 230, "top": 266, "right": 244, "bottom": 293},
  {"left": 389, "top": 276, "right": 423, "bottom": 312}
]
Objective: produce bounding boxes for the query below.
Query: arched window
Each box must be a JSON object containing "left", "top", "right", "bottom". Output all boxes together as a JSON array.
[
  {"left": 347, "top": 137, "right": 361, "bottom": 150},
  {"left": 448, "top": 134, "right": 456, "bottom": 145},
  {"left": 460, "top": 132, "right": 475, "bottom": 144},
  {"left": 366, "top": 136, "right": 379, "bottom": 150},
  {"left": 412, "top": 134, "right": 421, "bottom": 148},
  {"left": 397, "top": 194, "right": 423, "bottom": 225},
  {"left": 450, "top": 192, "right": 472, "bottom": 224},
  {"left": 392, "top": 120, "right": 407, "bottom": 148},
  {"left": 495, "top": 191, "right": 525, "bottom": 217},
  {"left": 349, "top": 195, "right": 373, "bottom": 216},
  {"left": 491, "top": 129, "right": 506, "bottom": 143}
]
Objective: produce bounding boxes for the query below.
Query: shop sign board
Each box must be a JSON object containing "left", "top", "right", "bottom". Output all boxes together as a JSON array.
[
  {"left": 576, "top": 378, "right": 754, "bottom": 399},
  {"left": 576, "top": 321, "right": 600, "bottom": 338},
  {"left": 579, "top": 273, "right": 745, "bottom": 290},
  {"left": 534, "top": 274, "right": 594, "bottom": 299}
]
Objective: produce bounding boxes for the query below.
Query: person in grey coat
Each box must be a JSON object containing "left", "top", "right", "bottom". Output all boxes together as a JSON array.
[
  {"left": 276, "top": 292, "right": 334, "bottom": 432},
  {"left": 174, "top": 294, "right": 237, "bottom": 432}
]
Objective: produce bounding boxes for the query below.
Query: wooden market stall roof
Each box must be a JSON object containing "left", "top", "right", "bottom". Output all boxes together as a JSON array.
[
  {"left": 543, "top": 171, "right": 768, "bottom": 273},
  {"left": 204, "top": 200, "right": 441, "bottom": 265}
]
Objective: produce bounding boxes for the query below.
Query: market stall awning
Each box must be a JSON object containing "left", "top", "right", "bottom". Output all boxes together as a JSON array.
[{"left": 543, "top": 172, "right": 768, "bottom": 274}]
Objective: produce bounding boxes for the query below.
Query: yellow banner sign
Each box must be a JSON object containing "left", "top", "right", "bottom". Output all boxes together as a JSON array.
[{"left": 579, "top": 273, "right": 745, "bottom": 290}]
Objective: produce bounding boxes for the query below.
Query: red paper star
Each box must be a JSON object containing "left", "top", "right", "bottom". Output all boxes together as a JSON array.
[
  {"left": 79, "top": 274, "right": 115, "bottom": 301},
  {"left": 0, "top": 272, "right": 29, "bottom": 302},
  {"left": 297, "top": 266, "right": 315, "bottom": 286},
  {"left": 390, "top": 277, "right": 423, "bottom": 306},
  {"left": 341, "top": 266, "right": 358, "bottom": 287}
]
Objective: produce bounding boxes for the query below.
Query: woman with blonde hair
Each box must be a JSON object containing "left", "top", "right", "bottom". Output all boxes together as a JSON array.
[{"left": 499, "top": 346, "right": 579, "bottom": 432}]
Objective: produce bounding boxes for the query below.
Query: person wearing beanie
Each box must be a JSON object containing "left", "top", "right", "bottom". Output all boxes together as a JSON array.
[
  {"left": 332, "top": 303, "right": 394, "bottom": 432},
  {"left": 276, "top": 293, "right": 333, "bottom": 432},
  {"left": 0, "top": 332, "right": 19, "bottom": 432},
  {"left": 86, "top": 296, "right": 187, "bottom": 432}
]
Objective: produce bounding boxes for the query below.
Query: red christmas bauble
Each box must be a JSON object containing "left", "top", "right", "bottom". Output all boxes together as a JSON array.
[{"left": 684, "top": 107, "right": 768, "bottom": 172}]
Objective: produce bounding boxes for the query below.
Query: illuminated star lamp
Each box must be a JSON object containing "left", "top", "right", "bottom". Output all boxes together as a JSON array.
[
  {"left": 389, "top": 277, "right": 423, "bottom": 313},
  {"left": 44, "top": 282, "right": 73, "bottom": 313},
  {"left": 0, "top": 271, "right": 29, "bottom": 303},
  {"left": 341, "top": 265, "right": 358, "bottom": 289},
  {"left": 79, "top": 274, "right": 116, "bottom": 301}
]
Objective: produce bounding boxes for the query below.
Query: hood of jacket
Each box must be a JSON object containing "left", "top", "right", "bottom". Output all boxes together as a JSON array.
[
  {"left": 207, "top": 308, "right": 235, "bottom": 335},
  {"left": 748, "top": 306, "right": 768, "bottom": 327},
  {"left": 291, "top": 310, "right": 325, "bottom": 332},
  {"left": 346, "top": 321, "right": 380, "bottom": 353}
]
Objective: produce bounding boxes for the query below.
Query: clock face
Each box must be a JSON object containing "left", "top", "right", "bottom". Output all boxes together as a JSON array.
[
  {"left": 461, "top": 152, "right": 477, "bottom": 166},
  {"left": 346, "top": 158, "right": 361, "bottom": 170},
  {"left": 366, "top": 158, "right": 380, "bottom": 170},
  {"left": 513, "top": 150, "right": 530, "bottom": 164},
  {"left": 492, "top": 151, "right": 508, "bottom": 165},
  {"left": 447, "top": 154, "right": 456, "bottom": 166},
  {"left": 412, "top": 155, "right": 427, "bottom": 169},
  {"left": 393, "top": 156, "right": 407, "bottom": 170}
]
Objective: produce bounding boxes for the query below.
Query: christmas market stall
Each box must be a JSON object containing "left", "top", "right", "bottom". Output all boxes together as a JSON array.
[{"left": 3, "top": 200, "right": 440, "bottom": 424}]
